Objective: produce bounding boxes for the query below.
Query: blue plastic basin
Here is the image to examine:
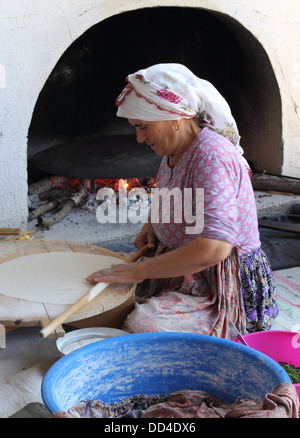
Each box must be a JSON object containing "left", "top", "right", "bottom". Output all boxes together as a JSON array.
[{"left": 41, "top": 332, "right": 290, "bottom": 413}]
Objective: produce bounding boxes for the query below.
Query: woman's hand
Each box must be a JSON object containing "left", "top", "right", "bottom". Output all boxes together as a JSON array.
[
  {"left": 134, "top": 221, "right": 158, "bottom": 256},
  {"left": 86, "top": 222, "right": 158, "bottom": 285},
  {"left": 86, "top": 261, "right": 144, "bottom": 285}
]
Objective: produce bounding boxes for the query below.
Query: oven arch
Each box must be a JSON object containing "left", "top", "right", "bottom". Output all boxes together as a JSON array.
[{"left": 28, "top": 6, "right": 282, "bottom": 177}]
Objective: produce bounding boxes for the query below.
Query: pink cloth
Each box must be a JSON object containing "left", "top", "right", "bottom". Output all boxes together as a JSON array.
[
  {"left": 141, "top": 383, "right": 299, "bottom": 418},
  {"left": 152, "top": 127, "right": 260, "bottom": 255},
  {"left": 53, "top": 383, "right": 299, "bottom": 418},
  {"left": 124, "top": 246, "right": 246, "bottom": 338}
]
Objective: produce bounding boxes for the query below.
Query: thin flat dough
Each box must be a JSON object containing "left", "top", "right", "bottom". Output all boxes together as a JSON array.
[{"left": 0, "top": 252, "right": 124, "bottom": 305}]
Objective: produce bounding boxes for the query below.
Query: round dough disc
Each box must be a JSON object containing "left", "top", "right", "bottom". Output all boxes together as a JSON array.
[{"left": 0, "top": 252, "right": 124, "bottom": 305}]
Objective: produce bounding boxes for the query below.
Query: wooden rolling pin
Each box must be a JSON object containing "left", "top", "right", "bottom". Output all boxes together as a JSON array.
[{"left": 40, "top": 244, "right": 148, "bottom": 338}]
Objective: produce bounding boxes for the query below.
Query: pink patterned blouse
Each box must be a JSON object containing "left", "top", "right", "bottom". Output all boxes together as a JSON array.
[{"left": 151, "top": 128, "right": 260, "bottom": 256}]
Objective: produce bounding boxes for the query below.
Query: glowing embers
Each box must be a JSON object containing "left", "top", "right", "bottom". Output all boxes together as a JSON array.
[
  {"left": 28, "top": 175, "right": 156, "bottom": 229},
  {"left": 96, "top": 177, "right": 156, "bottom": 226}
]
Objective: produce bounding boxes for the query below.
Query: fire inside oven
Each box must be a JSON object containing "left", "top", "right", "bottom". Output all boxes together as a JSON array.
[
  {"left": 28, "top": 172, "right": 157, "bottom": 229},
  {"left": 28, "top": 134, "right": 159, "bottom": 228}
]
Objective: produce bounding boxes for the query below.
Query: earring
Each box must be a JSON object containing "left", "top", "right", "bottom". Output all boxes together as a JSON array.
[{"left": 175, "top": 124, "right": 179, "bottom": 131}]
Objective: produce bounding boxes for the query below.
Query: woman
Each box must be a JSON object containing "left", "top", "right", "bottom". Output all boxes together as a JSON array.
[{"left": 87, "top": 63, "right": 278, "bottom": 338}]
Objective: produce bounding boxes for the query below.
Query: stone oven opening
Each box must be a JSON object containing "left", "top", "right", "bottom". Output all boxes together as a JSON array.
[{"left": 27, "top": 6, "right": 282, "bottom": 230}]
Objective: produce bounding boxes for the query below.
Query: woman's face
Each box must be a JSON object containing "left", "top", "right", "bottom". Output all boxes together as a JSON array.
[{"left": 129, "top": 119, "right": 177, "bottom": 157}]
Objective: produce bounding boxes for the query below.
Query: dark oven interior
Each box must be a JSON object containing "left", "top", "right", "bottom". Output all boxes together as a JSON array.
[{"left": 27, "top": 6, "right": 282, "bottom": 211}]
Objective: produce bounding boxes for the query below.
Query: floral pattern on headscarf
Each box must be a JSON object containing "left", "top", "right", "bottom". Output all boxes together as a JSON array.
[{"left": 116, "top": 63, "right": 249, "bottom": 168}]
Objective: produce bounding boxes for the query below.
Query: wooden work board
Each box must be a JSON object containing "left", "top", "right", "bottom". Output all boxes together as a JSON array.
[{"left": 0, "top": 239, "right": 136, "bottom": 337}]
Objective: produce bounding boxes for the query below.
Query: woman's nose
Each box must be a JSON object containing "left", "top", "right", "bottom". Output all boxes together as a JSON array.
[{"left": 136, "top": 129, "right": 147, "bottom": 144}]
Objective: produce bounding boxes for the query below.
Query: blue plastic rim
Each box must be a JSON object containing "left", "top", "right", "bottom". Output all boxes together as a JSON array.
[{"left": 41, "top": 332, "right": 291, "bottom": 413}]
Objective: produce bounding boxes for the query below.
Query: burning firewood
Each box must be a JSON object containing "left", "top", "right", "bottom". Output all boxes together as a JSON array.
[
  {"left": 28, "top": 198, "right": 69, "bottom": 221},
  {"left": 27, "top": 175, "right": 157, "bottom": 229},
  {"left": 28, "top": 176, "right": 70, "bottom": 201},
  {"left": 29, "top": 178, "right": 91, "bottom": 229},
  {"left": 37, "top": 199, "right": 76, "bottom": 228}
]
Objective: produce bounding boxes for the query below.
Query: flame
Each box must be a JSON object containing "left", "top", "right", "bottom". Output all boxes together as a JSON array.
[
  {"left": 95, "top": 176, "right": 157, "bottom": 193},
  {"left": 119, "top": 178, "right": 129, "bottom": 189}
]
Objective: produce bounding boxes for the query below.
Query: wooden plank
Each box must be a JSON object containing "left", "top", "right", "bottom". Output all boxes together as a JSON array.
[
  {"left": 43, "top": 240, "right": 73, "bottom": 253},
  {"left": 0, "top": 294, "right": 46, "bottom": 322},
  {"left": 14, "top": 239, "right": 49, "bottom": 256},
  {"left": 42, "top": 281, "right": 135, "bottom": 323},
  {"left": 0, "top": 240, "right": 22, "bottom": 263},
  {"left": 258, "top": 219, "right": 300, "bottom": 234},
  {"left": 0, "top": 239, "right": 135, "bottom": 336},
  {"left": 67, "top": 240, "right": 126, "bottom": 260},
  {"left": 252, "top": 173, "right": 300, "bottom": 194}
]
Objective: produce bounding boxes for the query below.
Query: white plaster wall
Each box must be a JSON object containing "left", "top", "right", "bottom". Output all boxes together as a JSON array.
[{"left": 0, "top": 0, "right": 300, "bottom": 228}]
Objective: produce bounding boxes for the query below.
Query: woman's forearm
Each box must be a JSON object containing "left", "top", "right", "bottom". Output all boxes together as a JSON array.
[
  {"left": 136, "top": 237, "right": 232, "bottom": 280},
  {"left": 86, "top": 237, "right": 232, "bottom": 284}
]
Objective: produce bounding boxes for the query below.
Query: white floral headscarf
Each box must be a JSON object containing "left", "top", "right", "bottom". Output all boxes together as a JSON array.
[{"left": 116, "top": 63, "right": 248, "bottom": 163}]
